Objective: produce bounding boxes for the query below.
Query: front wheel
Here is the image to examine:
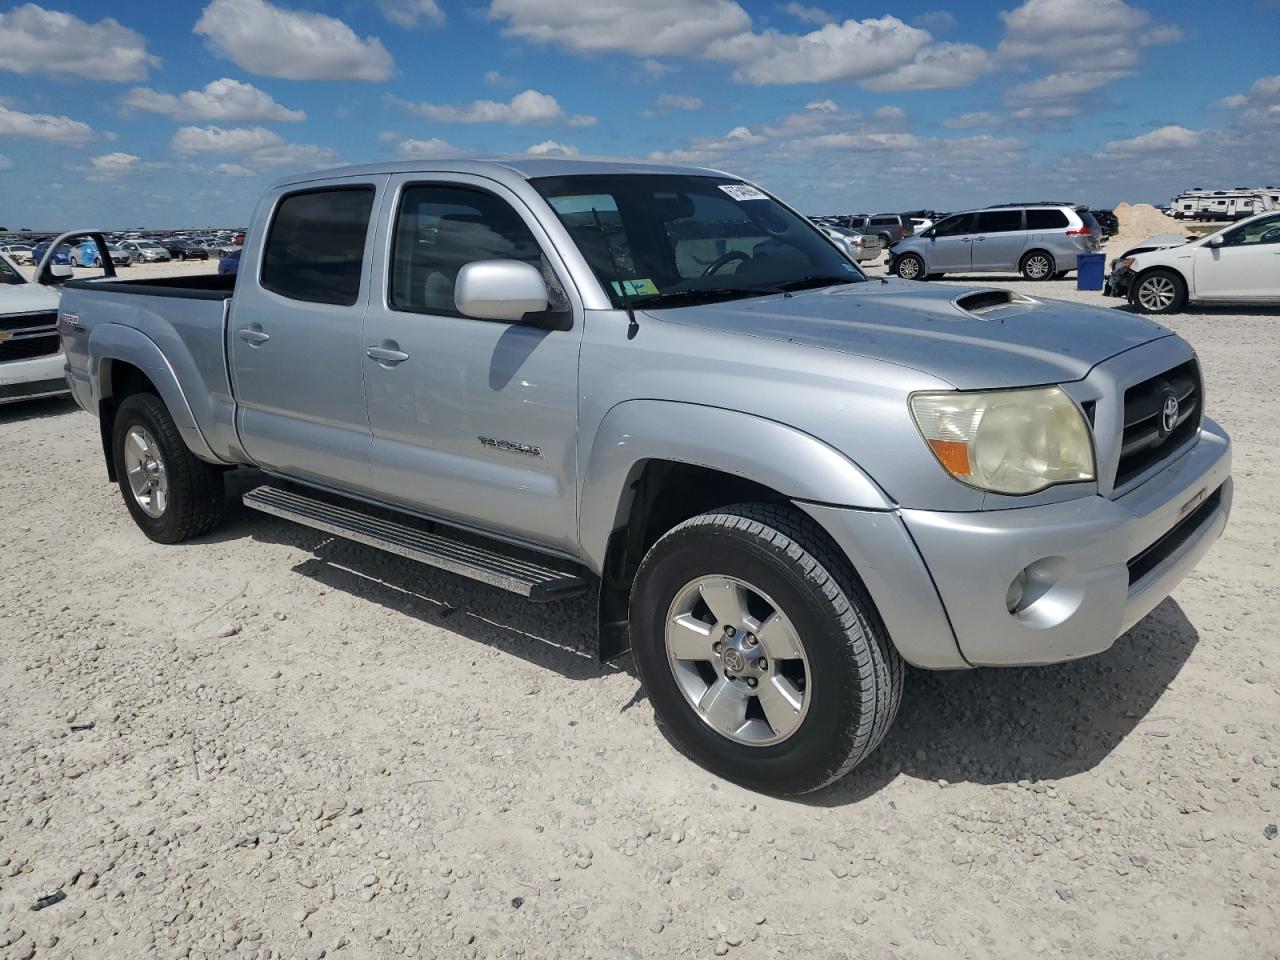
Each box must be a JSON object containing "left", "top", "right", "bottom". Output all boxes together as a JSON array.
[
  {"left": 111, "top": 393, "right": 226, "bottom": 544},
  {"left": 1129, "top": 268, "right": 1187, "bottom": 315},
  {"left": 630, "top": 504, "right": 903, "bottom": 795},
  {"left": 894, "top": 253, "right": 926, "bottom": 280}
]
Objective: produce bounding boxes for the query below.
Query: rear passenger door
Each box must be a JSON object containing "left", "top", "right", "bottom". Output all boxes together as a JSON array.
[
  {"left": 971, "top": 209, "right": 1027, "bottom": 272},
  {"left": 360, "top": 174, "right": 584, "bottom": 552},
  {"left": 230, "top": 178, "right": 386, "bottom": 493},
  {"left": 925, "top": 213, "right": 976, "bottom": 271}
]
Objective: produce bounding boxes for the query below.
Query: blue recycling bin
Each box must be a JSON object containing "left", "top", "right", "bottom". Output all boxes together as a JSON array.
[{"left": 1076, "top": 252, "right": 1106, "bottom": 291}]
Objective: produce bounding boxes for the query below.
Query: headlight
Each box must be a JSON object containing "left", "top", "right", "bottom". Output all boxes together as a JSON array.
[
  {"left": 1119, "top": 257, "right": 1135, "bottom": 271},
  {"left": 909, "top": 387, "right": 1095, "bottom": 494}
]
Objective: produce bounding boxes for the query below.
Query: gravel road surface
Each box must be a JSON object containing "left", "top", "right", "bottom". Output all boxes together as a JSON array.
[{"left": 1, "top": 259, "right": 1277, "bottom": 960}]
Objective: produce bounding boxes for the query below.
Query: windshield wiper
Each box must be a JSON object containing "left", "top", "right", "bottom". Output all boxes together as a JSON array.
[
  {"left": 772, "top": 275, "right": 861, "bottom": 293},
  {"left": 634, "top": 287, "right": 774, "bottom": 308}
]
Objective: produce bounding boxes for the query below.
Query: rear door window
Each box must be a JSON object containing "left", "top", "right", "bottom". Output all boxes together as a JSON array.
[
  {"left": 869, "top": 216, "right": 899, "bottom": 227},
  {"left": 1026, "top": 208, "right": 1069, "bottom": 230},
  {"left": 976, "top": 210, "right": 1023, "bottom": 233},
  {"left": 261, "top": 186, "right": 376, "bottom": 306}
]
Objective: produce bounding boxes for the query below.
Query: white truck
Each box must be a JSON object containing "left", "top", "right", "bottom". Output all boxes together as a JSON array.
[{"left": 0, "top": 249, "right": 67, "bottom": 403}]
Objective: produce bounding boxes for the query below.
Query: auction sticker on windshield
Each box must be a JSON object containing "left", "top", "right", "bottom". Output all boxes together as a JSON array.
[
  {"left": 611, "top": 279, "right": 659, "bottom": 296},
  {"left": 719, "top": 184, "right": 769, "bottom": 202}
]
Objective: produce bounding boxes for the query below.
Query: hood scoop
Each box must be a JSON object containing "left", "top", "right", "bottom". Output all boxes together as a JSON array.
[{"left": 952, "top": 288, "right": 1039, "bottom": 320}]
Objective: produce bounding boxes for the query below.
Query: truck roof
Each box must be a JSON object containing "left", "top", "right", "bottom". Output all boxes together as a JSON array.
[{"left": 268, "top": 156, "right": 731, "bottom": 191}]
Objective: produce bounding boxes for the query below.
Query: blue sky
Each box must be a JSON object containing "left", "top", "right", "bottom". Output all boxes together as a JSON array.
[{"left": 1, "top": 0, "right": 1278, "bottom": 228}]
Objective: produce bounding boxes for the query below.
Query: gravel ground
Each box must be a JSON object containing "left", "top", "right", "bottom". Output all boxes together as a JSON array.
[{"left": 1, "top": 257, "right": 1277, "bottom": 960}]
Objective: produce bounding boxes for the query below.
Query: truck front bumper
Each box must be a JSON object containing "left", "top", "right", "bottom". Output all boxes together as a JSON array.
[
  {"left": 0, "top": 351, "right": 69, "bottom": 404},
  {"left": 801, "top": 419, "right": 1230, "bottom": 670},
  {"left": 903, "top": 419, "right": 1231, "bottom": 666}
]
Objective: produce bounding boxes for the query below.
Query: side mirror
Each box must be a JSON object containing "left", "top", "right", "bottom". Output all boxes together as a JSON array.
[
  {"left": 49, "top": 262, "right": 73, "bottom": 281},
  {"left": 1205, "top": 235, "right": 1224, "bottom": 247},
  {"left": 454, "top": 259, "right": 549, "bottom": 323}
]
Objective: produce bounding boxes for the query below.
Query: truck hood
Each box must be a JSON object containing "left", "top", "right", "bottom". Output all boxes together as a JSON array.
[
  {"left": 646, "top": 278, "right": 1173, "bottom": 389},
  {"left": 0, "top": 282, "right": 60, "bottom": 314}
]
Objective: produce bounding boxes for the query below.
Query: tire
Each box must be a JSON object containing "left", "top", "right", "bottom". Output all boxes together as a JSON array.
[
  {"left": 111, "top": 393, "right": 225, "bottom": 544},
  {"left": 895, "top": 253, "right": 926, "bottom": 280},
  {"left": 1019, "top": 250, "right": 1055, "bottom": 280},
  {"left": 629, "top": 503, "right": 904, "bottom": 795},
  {"left": 93, "top": 257, "right": 102, "bottom": 268},
  {"left": 1129, "top": 268, "right": 1187, "bottom": 315}
]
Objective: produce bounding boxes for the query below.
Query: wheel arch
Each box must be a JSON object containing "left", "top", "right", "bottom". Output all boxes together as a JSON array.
[
  {"left": 91, "top": 326, "right": 218, "bottom": 479},
  {"left": 579, "top": 401, "right": 893, "bottom": 660}
]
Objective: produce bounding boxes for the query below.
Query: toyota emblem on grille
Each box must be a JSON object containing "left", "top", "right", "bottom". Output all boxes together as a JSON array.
[{"left": 1160, "top": 393, "right": 1180, "bottom": 436}]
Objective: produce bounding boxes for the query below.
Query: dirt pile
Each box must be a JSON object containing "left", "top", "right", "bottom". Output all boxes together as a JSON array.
[{"left": 1111, "top": 202, "right": 1183, "bottom": 244}]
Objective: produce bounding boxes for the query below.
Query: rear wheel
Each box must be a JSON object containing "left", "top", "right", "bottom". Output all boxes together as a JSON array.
[
  {"left": 1129, "top": 268, "right": 1187, "bottom": 315},
  {"left": 895, "top": 253, "right": 926, "bottom": 280},
  {"left": 630, "top": 504, "right": 903, "bottom": 795},
  {"left": 111, "top": 393, "right": 225, "bottom": 544},
  {"left": 1020, "top": 250, "right": 1055, "bottom": 280}
]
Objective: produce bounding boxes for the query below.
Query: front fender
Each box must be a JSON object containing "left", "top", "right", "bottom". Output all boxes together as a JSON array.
[
  {"left": 578, "top": 400, "right": 892, "bottom": 572},
  {"left": 90, "top": 323, "right": 219, "bottom": 463}
]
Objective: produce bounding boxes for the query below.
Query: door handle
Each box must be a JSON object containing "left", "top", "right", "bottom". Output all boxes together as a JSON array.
[
  {"left": 366, "top": 345, "right": 410, "bottom": 363},
  {"left": 961, "top": 238, "right": 972, "bottom": 243},
  {"left": 974, "top": 237, "right": 985, "bottom": 242},
  {"left": 238, "top": 327, "right": 270, "bottom": 344}
]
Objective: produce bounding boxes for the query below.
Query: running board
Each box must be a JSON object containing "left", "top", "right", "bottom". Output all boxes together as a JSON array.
[{"left": 242, "top": 484, "right": 590, "bottom": 602}]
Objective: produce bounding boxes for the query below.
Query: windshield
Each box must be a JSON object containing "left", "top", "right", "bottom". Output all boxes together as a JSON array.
[
  {"left": 531, "top": 174, "right": 863, "bottom": 308},
  {"left": 135, "top": 241, "right": 163, "bottom": 249}
]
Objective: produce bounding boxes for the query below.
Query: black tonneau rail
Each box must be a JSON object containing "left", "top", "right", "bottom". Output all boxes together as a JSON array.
[{"left": 62, "top": 273, "right": 236, "bottom": 301}]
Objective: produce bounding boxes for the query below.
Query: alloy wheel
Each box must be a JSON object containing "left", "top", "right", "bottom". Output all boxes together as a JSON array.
[
  {"left": 123, "top": 426, "right": 169, "bottom": 518},
  {"left": 664, "top": 575, "right": 811, "bottom": 746},
  {"left": 1138, "top": 276, "right": 1176, "bottom": 311}
]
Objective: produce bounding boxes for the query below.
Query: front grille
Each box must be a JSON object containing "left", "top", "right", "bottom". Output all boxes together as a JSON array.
[
  {"left": 1115, "top": 360, "right": 1201, "bottom": 487},
  {"left": 0, "top": 311, "right": 60, "bottom": 363},
  {"left": 1127, "top": 485, "right": 1223, "bottom": 586}
]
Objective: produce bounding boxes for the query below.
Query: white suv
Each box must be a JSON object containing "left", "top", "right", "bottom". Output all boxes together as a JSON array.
[{"left": 1106, "top": 210, "right": 1280, "bottom": 314}]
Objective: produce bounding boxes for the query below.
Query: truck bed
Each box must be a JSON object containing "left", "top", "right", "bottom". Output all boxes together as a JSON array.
[{"left": 62, "top": 272, "right": 235, "bottom": 300}]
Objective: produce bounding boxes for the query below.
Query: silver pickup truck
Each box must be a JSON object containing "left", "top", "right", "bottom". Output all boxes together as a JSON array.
[{"left": 53, "top": 158, "right": 1232, "bottom": 794}]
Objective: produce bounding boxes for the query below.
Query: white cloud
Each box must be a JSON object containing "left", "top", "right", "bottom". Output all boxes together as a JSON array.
[
  {"left": 488, "top": 0, "right": 751, "bottom": 57},
  {"left": 0, "top": 4, "right": 159, "bottom": 81},
  {"left": 862, "top": 41, "right": 992, "bottom": 92},
  {"left": 650, "top": 124, "right": 766, "bottom": 162},
  {"left": 943, "top": 111, "right": 1001, "bottom": 129},
  {"left": 0, "top": 154, "right": 13, "bottom": 171},
  {"left": 526, "top": 139, "right": 580, "bottom": 156},
  {"left": 1215, "top": 75, "right": 1280, "bottom": 125},
  {"left": 912, "top": 9, "right": 957, "bottom": 32},
  {"left": 707, "top": 15, "right": 990, "bottom": 89},
  {"left": 379, "top": 132, "right": 465, "bottom": 159},
  {"left": 248, "top": 142, "right": 340, "bottom": 168},
  {"left": 213, "top": 162, "right": 257, "bottom": 176},
  {"left": 997, "top": 0, "right": 1180, "bottom": 116},
  {"left": 195, "top": 0, "right": 394, "bottom": 81},
  {"left": 87, "top": 152, "right": 140, "bottom": 181},
  {"left": 171, "top": 125, "right": 285, "bottom": 155},
  {"left": 1101, "top": 124, "right": 1201, "bottom": 154},
  {"left": 781, "top": 3, "right": 832, "bottom": 24},
  {"left": 377, "top": 0, "right": 445, "bottom": 26},
  {"left": 123, "top": 78, "right": 305, "bottom": 123},
  {"left": 655, "top": 92, "right": 706, "bottom": 112},
  {"left": 640, "top": 59, "right": 678, "bottom": 79},
  {"left": 0, "top": 101, "right": 94, "bottom": 144},
  {"left": 393, "top": 89, "right": 595, "bottom": 126},
  {"left": 484, "top": 70, "right": 508, "bottom": 85}
]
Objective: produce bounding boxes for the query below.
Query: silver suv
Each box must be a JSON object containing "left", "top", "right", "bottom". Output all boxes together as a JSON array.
[{"left": 888, "top": 203, "right": 1102, "bottom": 281}]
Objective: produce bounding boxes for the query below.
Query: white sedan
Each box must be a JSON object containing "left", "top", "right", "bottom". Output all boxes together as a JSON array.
[{"left": 1106, "top": 210, "right": 1280, "bottom": 314}]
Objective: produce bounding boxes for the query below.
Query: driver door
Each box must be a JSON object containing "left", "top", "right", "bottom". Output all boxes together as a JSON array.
[
  {"left": 925, "top": 213, "right": 976, "bottom": 271},
  {"left": 360, "top": 174, "right": 584, "bottom": 552},
  {"left": 1193, "top": 213, "right": 1280, "bottom": 299}
]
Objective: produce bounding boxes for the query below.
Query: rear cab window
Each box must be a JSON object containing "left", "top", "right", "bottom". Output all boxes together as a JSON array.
[{"left": 261, "top": 187, "right": 376, "bottom": 305}]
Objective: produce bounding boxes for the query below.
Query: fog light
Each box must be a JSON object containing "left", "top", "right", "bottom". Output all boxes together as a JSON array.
[{"left": 1006, "top": 569, "right": 1028, "bottom": 614}]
